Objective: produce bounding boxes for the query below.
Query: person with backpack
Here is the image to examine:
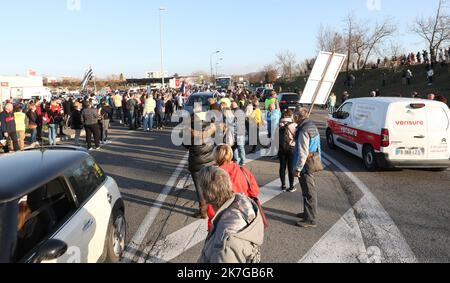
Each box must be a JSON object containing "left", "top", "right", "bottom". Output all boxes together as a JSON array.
[
  {"left": 293, "top": 107, "right": 323, "bottom": 229},
  {"left": 278, "top": 109, "right": 298, "bottom": 192}
]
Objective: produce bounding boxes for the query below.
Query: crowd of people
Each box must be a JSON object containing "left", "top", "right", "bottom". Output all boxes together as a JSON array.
[
  {"left": 0, "top": 88, "right": 188, "bottom": 153},
  {"left": 173, "top": 88, "right": 324, "bottom": 263},
  {"left": 375, "top": 47, "right": 450, "bottom": 69}
]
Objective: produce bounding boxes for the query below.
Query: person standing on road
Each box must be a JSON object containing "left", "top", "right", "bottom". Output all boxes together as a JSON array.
[
  {"left": 26, "top": 103, "right": 39, "bottom": 147},
  {"left": 185, "top": 114, "right": 221, "bottom": 219},
  {"left": 143, "top": 93, "right": 156, "bottom": 132},
  {"left": 155, "top": 95, "right": 165, "bottom": 130},
  {"left": 81, "top": 102, "right": 101, "bottom": 150},
  {"left": 14, "top": 105, "right": 26, "bottom": 151},
  {"left": 126, "top": 94, "right": 138, "bottom": 130},
  {"left": 113, "top": 91, "right": 123, "bottom": 124},
  {"left": 278, "top": 110, "right": 298, "bottom": 192},
  {"left": 0, "top": 103, "right": 19, "bottom": 153},
  {"left": 250, "top": 101, "right": 262, "bottom": 154},
  {"left": 208, "top": 145, "right": 260, "bottom": 230},
  {"left": 268, "top": 103, "right": 281, "bottom": 140},
  {"left": 293, "top": 107, "right": 322, "bottom": 229},
  {"left": 198, "top": 166, "right": 264, "bottom": 263},
  {"left": 100, "top": 99, "right": 112, "bottom": 144},
  {"left": 70, "top": 102, "right": 83, "bottom": 146},
  {"left": 35, "top": 100, "right": 44, "bottom": 143},
  {"left": 44, "top": 102, "right": 59, "bottom": 146},
  {"left": 327, "top": 93, "right": 337, "bottom": 114}
]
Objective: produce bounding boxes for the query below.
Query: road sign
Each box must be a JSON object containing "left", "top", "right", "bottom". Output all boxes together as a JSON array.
[{"left": 300, "top": 51, "right": 346, "bottom": 106}]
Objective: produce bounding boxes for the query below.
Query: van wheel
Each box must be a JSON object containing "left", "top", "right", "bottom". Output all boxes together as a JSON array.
[
  {"left": 326, "top": 130, "right": 337, "bottom": 150},
  {"left": 363, "top": 145, "right": 378, "bottom": 172},
  {"left": 105, "top": 209, "right": 126, "bottom": 263}
]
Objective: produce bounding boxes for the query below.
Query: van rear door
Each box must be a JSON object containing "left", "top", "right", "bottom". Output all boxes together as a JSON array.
[
  {"left": 388, "top": 103, "right": 428, "bottom": 160},
  {"left": 426, "top": 104, "right": 450, "bottom": 160}
]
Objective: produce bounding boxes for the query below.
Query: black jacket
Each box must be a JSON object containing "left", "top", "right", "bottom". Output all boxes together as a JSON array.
[
  {"left": 26, "top": 110, "right": 39, "bottom": 127},
  {"left": 70, "top": 110, "right": 83, "bottom": 130},
  {"left": 185, "top": 121, "right": 216, "bottom": 172},
  {"left": 100, "top": 105, "right": 112, "bottom": 120},
  {"left": 0, "top": 111, "right": 16, "bottom": 133}
]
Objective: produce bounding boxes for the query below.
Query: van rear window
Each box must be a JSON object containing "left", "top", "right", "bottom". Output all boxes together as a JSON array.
[{"left": 391, "top": 108, "right": 427, "bottom": 132}]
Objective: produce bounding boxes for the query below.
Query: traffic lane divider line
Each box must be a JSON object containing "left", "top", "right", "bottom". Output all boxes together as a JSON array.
[
  {"left": 299, "top": 208, "right": 368, "bottom": 263},
  {"left": 322, "top": 152, "right": 418, "bottom": 263},
  {"left": 144, "top": 156, "right": 334, "bottom": 263},
  {"left": 121, "top": 152, "right": 189, "bottom": 263}
]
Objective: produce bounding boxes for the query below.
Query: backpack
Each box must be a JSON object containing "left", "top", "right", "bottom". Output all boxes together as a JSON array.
[
  {"left": 126, "top": 99, "right": 134, "bottom": 111},
  {"left": 279, "top": 122, "right": 294, "bottom": 153}
]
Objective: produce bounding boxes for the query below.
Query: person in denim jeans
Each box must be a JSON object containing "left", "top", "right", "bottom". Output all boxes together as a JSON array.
[
  {"left": 231, "top": 103, "right": 246, "bottom": 166},
  {"left": 26, "top": 103, "right": 39, "bottom": 146},
  {"left": 44, "top": 103, "right": 58, "bottom": 146},
  {"left": 143, "top": 93, "right": 156, "bottom": 131}
]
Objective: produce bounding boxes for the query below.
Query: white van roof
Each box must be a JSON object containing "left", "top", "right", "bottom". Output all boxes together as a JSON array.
[{"left": 346, "top": 97, "right": 446, "bottom": 107}]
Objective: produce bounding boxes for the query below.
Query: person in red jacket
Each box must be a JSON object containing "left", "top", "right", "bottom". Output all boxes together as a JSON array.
[{"left": 207, "top": 144, "right": 260, "bottom": 231}]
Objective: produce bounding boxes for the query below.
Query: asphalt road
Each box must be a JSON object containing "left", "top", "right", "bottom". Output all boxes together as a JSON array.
[{"left": 80, "top": 110, "right": 449, "bottom": 263}]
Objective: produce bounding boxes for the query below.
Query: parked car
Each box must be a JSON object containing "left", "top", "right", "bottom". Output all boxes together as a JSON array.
[
  {"left": 0, "top": 147, "right": 126, "bottom": 263},
  {"left": 277, "top": 93, "right": 302, "bottom": 111},
  {"left": 184, "top": 92, "right": 219, "bottom": 115},
  {"left": 327, "top": 97, "right": 450, "bottom": 171}
]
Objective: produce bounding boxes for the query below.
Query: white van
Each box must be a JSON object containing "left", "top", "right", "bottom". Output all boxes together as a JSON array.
[{"left": 326, "top": 97, "right": 450, "bottom": 171}]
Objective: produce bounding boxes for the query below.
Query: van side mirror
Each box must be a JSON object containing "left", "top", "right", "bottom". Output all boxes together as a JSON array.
[{"left": 33, "top": 239, "right": 68, "bottom": 263}]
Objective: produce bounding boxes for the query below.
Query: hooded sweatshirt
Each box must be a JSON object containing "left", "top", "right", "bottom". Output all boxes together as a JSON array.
[
  {"left": 199, "top": 194, "right": 264, "bottom": 263},
  {"left": 207, "top": 163, "right": 260, "bottom": 230}
]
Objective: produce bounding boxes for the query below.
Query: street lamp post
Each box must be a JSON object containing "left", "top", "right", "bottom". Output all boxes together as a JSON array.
[
  {"left": 210, "top": 51, "right": 220, "bottom": 83},
  {"left": 216, "top": 58, "right": 223, "bottom": 77},
  {"left": 159, "top": 7, "right": 166, "bottom": 89}
]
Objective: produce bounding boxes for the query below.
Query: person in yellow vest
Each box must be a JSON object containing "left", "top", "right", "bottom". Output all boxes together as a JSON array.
[
  {"left": 14, "top": 104, "right": 27, "bottom": 151},
  {"left": 250, "top": 101, "right": 262, "bottom": 153}
]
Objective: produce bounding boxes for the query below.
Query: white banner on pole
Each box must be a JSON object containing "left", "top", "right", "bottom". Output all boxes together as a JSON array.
[{"left": 300, "top": 51, "right": 346, "bottom": 105}]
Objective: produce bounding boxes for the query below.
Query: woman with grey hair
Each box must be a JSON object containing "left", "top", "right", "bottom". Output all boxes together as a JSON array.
[{"left": 198, "top": 166, "right": 264, "bottom": 263}]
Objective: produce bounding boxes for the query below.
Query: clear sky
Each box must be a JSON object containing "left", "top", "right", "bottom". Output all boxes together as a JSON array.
[{"left": 0, "top": 0, "right": 440, "bottom": 78}]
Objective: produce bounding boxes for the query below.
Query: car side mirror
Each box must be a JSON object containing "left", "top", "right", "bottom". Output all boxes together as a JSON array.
[{"left": 33, "top": 239, "right": 68, "bottom": 263}]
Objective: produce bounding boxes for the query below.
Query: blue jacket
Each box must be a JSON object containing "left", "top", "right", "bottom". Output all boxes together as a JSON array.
[{"left": 293, "top": 119, "right": 322, "bottom": 174}]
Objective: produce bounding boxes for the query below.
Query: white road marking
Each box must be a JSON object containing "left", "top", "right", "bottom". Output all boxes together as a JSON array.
[
  {"left": 141, "top": 154, "right": 333, "bottom": 263},
  {"left": 322, "top": 152, "right": 417, "bottom": 263},
  {"left": 299, "top": 208, "right": 367, "bottom": 263},
  {"left": 121, "top": 152, "right": 189, "bottom": 263},
  {"left": 145, "top": 177, "right": 296, "bottom": 263}
]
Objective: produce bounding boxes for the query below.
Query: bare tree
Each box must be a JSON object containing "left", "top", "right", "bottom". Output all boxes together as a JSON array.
[
  {"left": 412, "top": 0, "right": 450, "bottom": 63},
  {"left": 362, "top": 18, "right": 397, "bottom": 68},
  {"left": 275, "top": 50, "right": 297, "bottom": 80},
  {"left": 263, "top": 64, "right": 278, "bottom": 83},
  {"left": 317, "top": 25, "right": 346, "bottom": 53}
]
